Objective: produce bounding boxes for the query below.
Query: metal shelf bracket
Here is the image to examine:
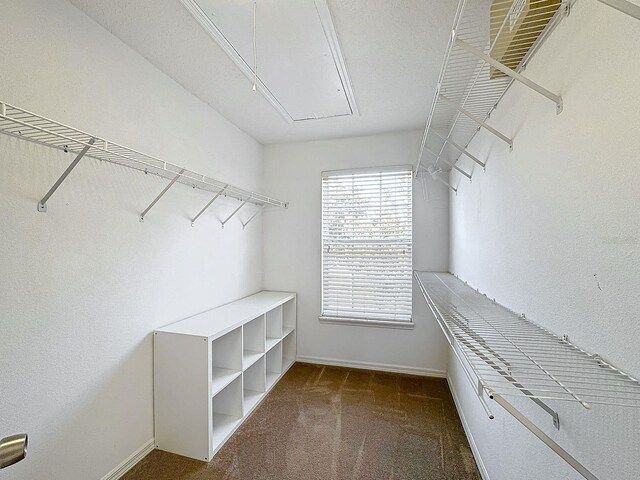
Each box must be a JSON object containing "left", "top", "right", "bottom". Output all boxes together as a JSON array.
[
  {"left": 455, "top": 38, "right": 564, "bottom": 115},
  {"left": 491, "top": 393, "right": 598, "bottom": 480},
  {"left": 598, "top": 0, "right": 640, "bottom": 20},
  {"left": 430, "top": 130, "right": 486, "bottom": 169},
  {"left": 414, "top": 0, "right": 571, "bottom": 184},
  {"left": 242, "top": 205, "right": 265, "bottom": 230},
  {"left": 37, "top": 137, "right": 96, "bottom": 213},
  {"left": 221, "top": 196, "right": 251, "bottom": 229},
  {"left": 191, "top": 184, "right": 229, "bottom": 226},
  {"left": 414, "top": 271, "right": 640, "bottom": 480},
  {"left": 434, "top": 174, "right": 458, "bottom": 193},
  {"left": 0, "top": 101, "right": 289, "bottom": 218},
  {"left": 447, "top": 296, "right": 562, "bottom": 428},
  {"left": 139, "top": 169, "right": 185, "bottom": 222},
  {"left": 439, "top": 94, "right": 514, "bottom": 149},
  {"left": 424, "top": 148, "right": 472, "bottom": 180}
]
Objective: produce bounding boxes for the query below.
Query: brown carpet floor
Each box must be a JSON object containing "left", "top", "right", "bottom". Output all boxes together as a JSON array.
[{"left": 125, "top": 363, "right": 481, "bottom": 480}]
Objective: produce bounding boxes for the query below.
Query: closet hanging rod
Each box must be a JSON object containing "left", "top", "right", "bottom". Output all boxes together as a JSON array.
[{"left": 0, "top": 101, "right": 288, "bottom": 214}]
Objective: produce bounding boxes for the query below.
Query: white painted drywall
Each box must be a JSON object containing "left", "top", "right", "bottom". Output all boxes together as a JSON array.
[
  {"left": 262, "top": 131, "right": 450, "bottom": 375},
  {"left": 448, "top": 1, "right": 640, "bottom": 479},
  {"left": 0, "top": 1, "right": 266, "bottom": 479}
]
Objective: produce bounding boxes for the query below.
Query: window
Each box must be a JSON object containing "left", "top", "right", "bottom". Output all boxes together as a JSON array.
[{"left": 321, "top": 165, "right": 413, "bottom": 327}]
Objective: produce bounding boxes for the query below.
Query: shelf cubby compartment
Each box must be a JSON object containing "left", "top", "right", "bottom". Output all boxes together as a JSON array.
[
  {"left": 282, "top": 325, "right": 295, "bottom": 339},
  {"left": 266, "top": 341, "right": 282, "bottom": 389},
  {"left": 243, "top": 356, "right": 266, "bottom": 414},
  {"left": 154, "top": 291, "right": 296, "bottom": 462},
  {"left": 282, "top": 330, "right": 296, "bottom": 370},
  {"left": 282, "top": 298, "right": 296, "bottom": 339},
  {"left": 211, "top": 327, "right": 242, "bottom": 396},
  {"left": 212, "top": 376, "right": 243, "bottom": 448},
  {"left": 266, "top": 305, "right": 283, "bottom": 350},
  {"left": 243, "top": 315, "right": 265, "bottom": 370}
]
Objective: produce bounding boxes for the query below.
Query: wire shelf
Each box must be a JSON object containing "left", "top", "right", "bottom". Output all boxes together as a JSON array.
[
  {"left": 0, "top": 101, "right": 287, "bottom": 209},
  {"left": 415, "top": 271, "right": 640, "bottom": 410},
  {"left": 415, "top": 0, "right": 571, "bottom": 187}
]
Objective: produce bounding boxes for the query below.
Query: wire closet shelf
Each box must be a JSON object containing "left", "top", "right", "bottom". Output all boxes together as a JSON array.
[
  {"left": 0, "top": 101, "right": 287, "bottom": 218},
  {"left": 415, "top": 271, "right": 640, "bottom": 411},
  {"left": 415, "top": 0, "right": 572, "bottom": 189},
  {"left": 415, "top": 271, "right": 640, "bottom": 479},
  {"left": 415, "top": 0, "right": 640, "bottom": 190}
]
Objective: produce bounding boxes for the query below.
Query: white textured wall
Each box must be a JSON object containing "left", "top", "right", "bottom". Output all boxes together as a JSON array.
[
  {"left": 448, "top": 1, "right": 640, "bottom": 479},
  {"left": 263, "top": 131, "right": 450, "bottom": 375},
  {"left": 0, "top": 1, "right": 265, "bottom": 479}
]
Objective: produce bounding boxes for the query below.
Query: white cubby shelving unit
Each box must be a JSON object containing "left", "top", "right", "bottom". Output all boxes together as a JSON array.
[{"left": 154, "top": 291, "right": 296, "bottom": 461}]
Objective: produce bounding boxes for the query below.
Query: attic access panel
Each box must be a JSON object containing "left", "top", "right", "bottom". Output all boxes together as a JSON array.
[{"left": 182, "top": 0, "right": 358, "bottom": 122}]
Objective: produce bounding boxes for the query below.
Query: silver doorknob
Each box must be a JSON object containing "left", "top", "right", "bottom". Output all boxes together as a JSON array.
[{"left": 0, "top": 434, "right": 28, "bottom": 469}]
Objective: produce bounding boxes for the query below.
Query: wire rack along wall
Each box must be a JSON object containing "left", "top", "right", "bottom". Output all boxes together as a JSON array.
[
  {"left": 0, "top": 101, "right": 287, "bottom": 226},
  {"left": 415, "top": 271, "right": 640, "bottom": 480},
  {"left": 415, "top": 0, "right": 570, "bottom": 191},
  {"left": 415, "top": 0, "right": 640, "bottom": 192}
]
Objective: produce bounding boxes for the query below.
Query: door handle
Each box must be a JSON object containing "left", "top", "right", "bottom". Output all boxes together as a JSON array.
[{"left": 0, "top": 434, "right": 28, "bottom": 469}]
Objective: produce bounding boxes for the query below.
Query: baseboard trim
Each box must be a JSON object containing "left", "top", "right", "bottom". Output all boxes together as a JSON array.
[
  {"left": 100, "top": 438, "right": 155, "bottom": 480},
  {"left": 296, "top": 355, "right": 447, "bottom": 378},
  {"left": 447, "top": 376, "right": 491, "bottom": 480}
]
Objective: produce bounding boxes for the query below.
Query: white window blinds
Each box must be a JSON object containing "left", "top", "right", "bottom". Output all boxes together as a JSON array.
[{"left": 321, "top": 166, "right": 413, "bottom": 323}]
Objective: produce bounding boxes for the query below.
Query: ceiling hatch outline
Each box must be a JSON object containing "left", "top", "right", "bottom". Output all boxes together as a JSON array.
[{"left": 180, "top": 0, "right": 359, "bottom": 123}]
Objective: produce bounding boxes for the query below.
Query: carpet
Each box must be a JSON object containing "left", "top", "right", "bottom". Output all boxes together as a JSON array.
[{"left": 124, "top": 362, "right": 481, "bottom": 480}]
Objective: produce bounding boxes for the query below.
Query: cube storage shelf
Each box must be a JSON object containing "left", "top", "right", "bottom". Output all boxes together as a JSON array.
[{"left": 154, "top": 291, "right": 296, "bottom": 461}]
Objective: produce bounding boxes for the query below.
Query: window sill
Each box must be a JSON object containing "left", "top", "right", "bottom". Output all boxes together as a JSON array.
[{"left": 319, "top": 315, "right": 415, "bottom": 330}]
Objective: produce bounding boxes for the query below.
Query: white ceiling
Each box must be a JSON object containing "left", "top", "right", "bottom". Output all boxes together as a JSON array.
[
  {"left": 68, "top": 0, "right": 458, "bottom": 145},
  {"left": 184, "top": 0, "right": 359, "bottom": 121}
]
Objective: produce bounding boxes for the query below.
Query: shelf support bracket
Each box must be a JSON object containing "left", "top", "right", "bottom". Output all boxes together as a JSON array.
[
  {"left": 424, "top": 148, "right": 472, "bottom": 180},
  {"left": 491, "top": 393, "right": 598, "bottom": 480},
  {"left": 242, "top": 205, "right": 265, "bottom": 230},
  {"left": 447, "top": 309, "right": 561, "bottom": 428},
  {"left": 37, "top": 137, "right": 96, "bottom": 213},
  {"left": 439, "top": 94, "right": 513, "bottom": 149},
  {"left": 455, "top": 38, "right": 563, "bottom": 114},
  {"left": 430, "top": 130, "right": 486, "bottom": 169},
  {"left": 139, "top": 169, "right": 185, "bottom": 222},
  {"left": 190, "top": 184, "right": 229, "bottom": 226},
  {"left": 221, "top": 196, "right": 251, "bottom": 229},
  {"left": 598, "top": 0, "right": 640, "bottom": 20},
  {"left": 431, "top": 173, "right": 458, "bottom": 193}
]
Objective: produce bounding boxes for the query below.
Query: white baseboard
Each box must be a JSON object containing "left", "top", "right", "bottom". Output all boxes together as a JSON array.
[
  {"left": 100, "top": 438, "right": 155, "bottom": 480},
  {"left": 447, "top": 376, "right": 491, "bottom": 480},
  {"left": 296, "top": 355, "right": 447, "bottom": 378}
]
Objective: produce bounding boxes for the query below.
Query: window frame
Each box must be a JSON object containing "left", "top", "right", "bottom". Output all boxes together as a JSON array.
[{"left": 319, "top": 164, "right": 414, "bottom": 329}]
